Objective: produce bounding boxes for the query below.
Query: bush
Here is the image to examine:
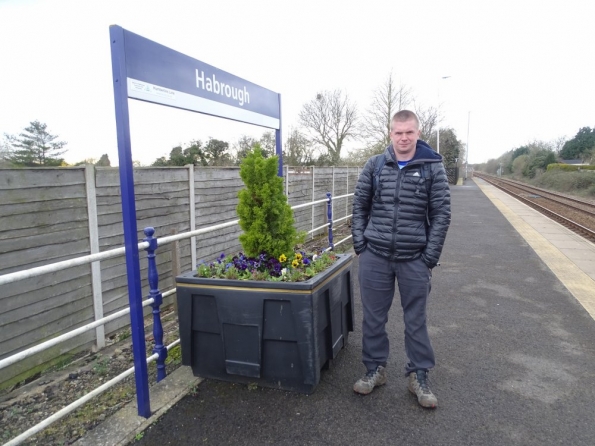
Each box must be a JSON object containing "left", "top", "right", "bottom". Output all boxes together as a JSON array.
[
  {"left": 236, "top": 145, "right": 304, "bottom": 259},
  {"left": 547, "top": 163, "right": 595, "bottom": 172},
  {"left": 532, "top": 169, "right": 595, "bottom": 196}
]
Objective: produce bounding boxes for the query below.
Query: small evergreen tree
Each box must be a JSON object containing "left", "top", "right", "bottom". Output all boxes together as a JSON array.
[
  {"left": 237, "top": 146, "right": 302, "bottom": 258},
  {"left": 96, "top": 154, "right": 111, "bottom": 166},
  {"left": 7, "top": 120, "right": 67, "bottom": 166},
  {"left": 559, "top": 127, "right": 595, "bottom": 160}
]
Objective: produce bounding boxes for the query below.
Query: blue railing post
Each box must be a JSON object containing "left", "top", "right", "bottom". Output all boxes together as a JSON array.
[
  {"left": 143, "top": 227, "right": 168, "bottom": 382},
  {"left": 326, "top": 192, "right": 334, "bottom": 251}
]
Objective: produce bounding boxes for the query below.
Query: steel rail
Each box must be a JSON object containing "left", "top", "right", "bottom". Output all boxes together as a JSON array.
[
  {"left": 478, "top": 173, "right": 595, "bottom": 209},
  {"left": 477, "top": 174, "right": 595, "bottom": 243}
]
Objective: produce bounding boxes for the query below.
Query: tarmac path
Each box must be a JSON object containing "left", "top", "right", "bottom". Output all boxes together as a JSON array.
[{"left": 132, "top": 181, "right": 595, "bottom": 446}]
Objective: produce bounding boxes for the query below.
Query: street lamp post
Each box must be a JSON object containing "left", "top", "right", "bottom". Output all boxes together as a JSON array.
[
  {"left": 436, "top": 76, "right": 451, "bottom": 154},
  {"left": 465, "top": 111, "right": 470, "bottom": 179}
]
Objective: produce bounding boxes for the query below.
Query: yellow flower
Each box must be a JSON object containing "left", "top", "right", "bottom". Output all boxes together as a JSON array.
[
  {"left": 292, "top": 259, "right": 300, "bottom": 268},
  {"left": 295, "top": 253, "right": 303, "bottom": 261},
  {"left": 279, "top": 254, "right": 287, "bottom": 262}
]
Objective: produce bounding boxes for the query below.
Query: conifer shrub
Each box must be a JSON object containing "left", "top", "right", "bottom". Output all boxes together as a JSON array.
[
  {"left": 195, "top": 146, "right": 339, "bottom": 282},
  {"left": 236, "top": 146, "right": 304, "bottom": 259}
]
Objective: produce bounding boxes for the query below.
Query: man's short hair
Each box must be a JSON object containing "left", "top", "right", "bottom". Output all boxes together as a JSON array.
[{"left": 391, "top": 110, "right": 420, "bottom": 129}]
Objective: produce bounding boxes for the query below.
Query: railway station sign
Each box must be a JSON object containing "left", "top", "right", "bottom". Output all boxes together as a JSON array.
[{"left": 121, "top": 28, "right": 280, "bottom": 129}]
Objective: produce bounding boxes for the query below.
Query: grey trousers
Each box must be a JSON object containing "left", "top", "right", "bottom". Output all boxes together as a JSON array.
[{"left": 358, "top": 249, "right": 435, "bottom": 374}]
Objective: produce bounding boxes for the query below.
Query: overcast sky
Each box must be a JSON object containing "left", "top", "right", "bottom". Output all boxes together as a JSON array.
[{"left": 1, "top": 0, "right": 593, "bottom": 166}]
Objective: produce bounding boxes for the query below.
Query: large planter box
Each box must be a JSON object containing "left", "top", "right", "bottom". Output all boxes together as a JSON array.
[{"left": 176, "top": 253, "right": 354, "bottom": 394}]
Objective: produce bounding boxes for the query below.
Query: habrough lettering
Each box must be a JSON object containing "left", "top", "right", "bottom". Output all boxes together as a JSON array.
[{"left": 195, "top": 69, "right": 250, "bottom": 106}]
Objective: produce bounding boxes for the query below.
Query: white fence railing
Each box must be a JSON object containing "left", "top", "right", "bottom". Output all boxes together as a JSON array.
[
  {"left": 0, "top": 193, "right": 354, "bottom": 446},
  {"left": 1, "top": 164, "right": 361, "bottom": 374}
]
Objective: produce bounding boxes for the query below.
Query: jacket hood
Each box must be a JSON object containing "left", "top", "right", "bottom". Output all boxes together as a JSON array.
[{"left": 384, "top": 140, "right": 443, "bottom": 165}]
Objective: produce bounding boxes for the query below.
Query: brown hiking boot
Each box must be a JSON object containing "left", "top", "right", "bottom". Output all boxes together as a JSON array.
[
  {"left": 353, "top": 366, "right": 387, "bottom": 395},
  {"left": 408, "top": 370, "right": 438, "bottom": 408}
]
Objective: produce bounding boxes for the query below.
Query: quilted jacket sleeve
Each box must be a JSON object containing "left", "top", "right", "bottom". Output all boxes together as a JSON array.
[
  {"left": 351, "top": 157, "right": 376, "bottom": 255},
  {"left": 421, "top": 162, "right": 451, "bottom": 268}
]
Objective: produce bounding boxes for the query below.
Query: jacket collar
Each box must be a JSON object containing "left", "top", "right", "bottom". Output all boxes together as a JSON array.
[{"left": 384, "top": 140, "right": 443, "bottom": 165}]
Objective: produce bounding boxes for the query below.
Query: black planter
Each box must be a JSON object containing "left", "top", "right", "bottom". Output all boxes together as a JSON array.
[{"left": 176, "top": 253, "right": 354, "bottom": 394}]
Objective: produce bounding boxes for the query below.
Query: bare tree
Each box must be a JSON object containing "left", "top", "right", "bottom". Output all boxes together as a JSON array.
[
  {"left": 551, "top": 136, "right": 567, "bottom": 155},
  {"left": 232, "top": 132, "right": 278, "bottom": 164},
  {"left": 361, "top": 74, "right": 412, "bottom": 148},
  {"left": 283, "top": 127, "right": 316, "bottom": 166},
  {"left": 413, "top": 102, "right": 439, "bottom": 143},
  {"left": 298, "top": 90, "right": 358, "bottom": 165},
  {"left": 258, "top": 131, "right": 276, "bottom": 158},
  {"left": 343, "top": 144, "right": 385, "bottom": 166},
  {"left": 232, "top": 135, "right": 257, "bottom": 164}
]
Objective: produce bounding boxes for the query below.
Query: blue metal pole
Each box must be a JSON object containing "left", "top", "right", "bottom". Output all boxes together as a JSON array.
[
  {"left": 143, "top": 227, "right": 167, "bottom": 382},
  {"left": 109, "top": 25, "right": 151, "bottom": 418},
  {"left": 327, "top": 192, "right": 334, "bottom": 250},
  {"left": 276, "top": 93, "right": 283, "bottom": 177}
]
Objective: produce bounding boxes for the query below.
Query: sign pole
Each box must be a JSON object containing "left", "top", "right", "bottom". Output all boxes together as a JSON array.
[
  {"left": 108, "top": 25, "right": 283, "bottom": 417},
  {"left": 276, "top": 93, "right": 283, "bottom": 176},
  {"left": 109, "top": 25, "right": 151, "bottom": 418}
]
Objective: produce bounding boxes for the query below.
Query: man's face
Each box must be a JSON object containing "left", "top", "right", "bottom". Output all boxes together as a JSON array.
[{"left": 389, "top": 119, "right": 420, "bottom": 159}]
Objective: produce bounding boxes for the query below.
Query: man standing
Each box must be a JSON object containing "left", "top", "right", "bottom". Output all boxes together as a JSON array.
[{"left": 351, "top": 110, "right": 451, "bottom": 408}]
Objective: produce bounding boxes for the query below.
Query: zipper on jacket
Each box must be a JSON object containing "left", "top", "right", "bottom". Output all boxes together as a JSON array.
[
  {"left": 389, "top": 162, "right": 423, "bottom": 260},
  {"left": 390, "top": 167, "right": 402, "bottom": 258}
]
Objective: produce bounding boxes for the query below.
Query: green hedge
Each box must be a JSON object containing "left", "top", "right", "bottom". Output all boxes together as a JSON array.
[{"left": 546, "top": 163, "right": 595, "bottom": 172}]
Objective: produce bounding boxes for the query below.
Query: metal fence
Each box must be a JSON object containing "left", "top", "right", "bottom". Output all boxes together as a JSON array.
[
  {"left": 0, "top": 191, "right": 354, "bottom": 446},
  {"left": 0, "top": 165, "right": 360, "bottom": 391},
  {"left": 446, "top": 167, "right": 459, "bottom": 184}
]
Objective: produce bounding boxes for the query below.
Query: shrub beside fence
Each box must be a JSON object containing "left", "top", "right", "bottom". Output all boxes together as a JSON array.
[{"left": 0, "top": 164, "right": 359, "bottom": 390}]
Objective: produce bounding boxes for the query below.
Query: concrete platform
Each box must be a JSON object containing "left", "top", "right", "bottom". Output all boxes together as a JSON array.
[
  {"left": 76, "top": 178, "right": 595, "bottom": 446},
  {"left": 475, "top": 177, "right": 595, "bottom": 317}
]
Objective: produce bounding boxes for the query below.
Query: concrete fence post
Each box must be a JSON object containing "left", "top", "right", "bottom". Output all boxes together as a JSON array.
[
  {"left": 85, "top": 165, "right": 105, "bottom": 350},
  {"left": 346, "top": 167, "right": 349, "bottom": 218},
  {"left": 332, "top": 166, "right": 335, "bottom": 220},
  {"left": 187, "top": 164, "right": 197, "bottom": 270},
  {"left": 285, "top": 165, "right": 289, "bottom": 197}
]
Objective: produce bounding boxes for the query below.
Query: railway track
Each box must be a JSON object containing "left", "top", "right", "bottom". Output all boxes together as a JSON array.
[{"left": 474, "top": 173, "right": 595, "bottom": 244}]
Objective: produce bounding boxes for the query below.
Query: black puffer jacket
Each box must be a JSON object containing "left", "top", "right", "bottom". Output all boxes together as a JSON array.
[{"left": 351, "top": 140, "right": 451, "bottom": 268}]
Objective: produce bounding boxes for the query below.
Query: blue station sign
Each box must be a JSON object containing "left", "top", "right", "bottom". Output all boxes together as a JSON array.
[{"left": 122, "top": 28, "right": 280, "bottom": 129}]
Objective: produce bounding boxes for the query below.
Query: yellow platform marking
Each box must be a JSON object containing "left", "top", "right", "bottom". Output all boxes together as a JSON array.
[{"left": 476, "top": 180, "right": 595, "bottom": 320}]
